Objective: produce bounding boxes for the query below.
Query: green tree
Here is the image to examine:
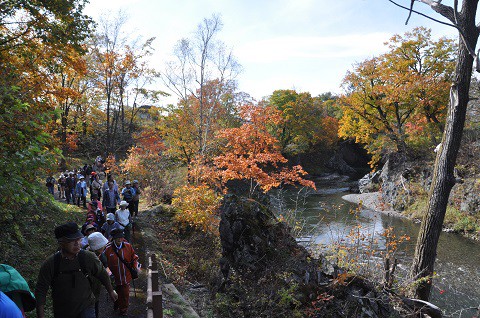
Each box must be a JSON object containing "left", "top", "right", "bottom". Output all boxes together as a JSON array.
[{"left": 268, "top": 89, "right": 338, "bottom": 156}]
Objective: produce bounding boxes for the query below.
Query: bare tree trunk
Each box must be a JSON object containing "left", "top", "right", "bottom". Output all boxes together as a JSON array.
[{"left": 410, "top": 0, "right": 479, "bottom": 300}]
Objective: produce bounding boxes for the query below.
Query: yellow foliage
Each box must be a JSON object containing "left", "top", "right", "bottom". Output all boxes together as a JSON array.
[{"left": 172, "top": 184, "right": 221, "bottom": 236}]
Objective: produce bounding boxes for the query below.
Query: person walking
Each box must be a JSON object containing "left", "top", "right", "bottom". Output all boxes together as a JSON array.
[
  {"left": 115, "top": 201, "right": 132, "bottom": 242},
  {"left": 65, "top": 172, "right": 76, "bottom": 204},
  {"left": 45, "top": 175, "right": 55, "bottom": 196},
  {"left": 58, "top": 174, "right": 66, "bottom": 200},
  {"left": 131, "top": 180, "right": 141, "bottom": 217},
  {"left": 90, "top": 172, "right": 102, "bottom": 201},
  {"left": 103, "top": 180, "right": 120, "bottom": 215},
  {"left": 101, "top": 213, "right": 121, "bottom": 241},
  {"left": 121, "top": 180, "right": 135, "bottom": 215},
  {"left": 35, "top": 222, "right": 117, "bottom": 318},
  {"left": 104, "top": 229, "right": 140, "bottom": 316},
  {"left": 76, "top": 175, "right": 88, "bottom": 208},
  {"left": 87, "top": 232, "right": 112, "bottom": 318}
]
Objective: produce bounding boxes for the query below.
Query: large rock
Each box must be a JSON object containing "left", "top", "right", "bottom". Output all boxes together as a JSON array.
[
  {"left": 358, "top": 170, "right": 382, "bottom": 193},
  {"left": 326, "top": 152, "right": 358, "bottom": 178}
]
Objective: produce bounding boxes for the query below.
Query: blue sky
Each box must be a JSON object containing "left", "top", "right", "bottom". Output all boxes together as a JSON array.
[{"left": 85, "top": 0, "right": 459, "bottom": 104}]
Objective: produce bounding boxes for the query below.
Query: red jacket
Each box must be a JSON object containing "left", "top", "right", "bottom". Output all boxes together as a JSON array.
[{"left": 104, "top": 241, "right": 139, "bottom": 285}]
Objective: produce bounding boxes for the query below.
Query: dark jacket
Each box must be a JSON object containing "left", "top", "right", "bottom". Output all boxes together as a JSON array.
[{"left": 102, "top": 188, "right": 120, "bottom": 209}]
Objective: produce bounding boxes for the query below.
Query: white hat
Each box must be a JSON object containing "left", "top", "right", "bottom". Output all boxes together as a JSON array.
[
  {"left": 119, "top": 200, "right": 128, "bottom": 207},
  {"left": 88, "top": 232, "right": 108, "bottom": 251},
  {"left": 106, "top": 213, "right": 115, "bottom": 221},
  {"left": 125, "top": 180, "right": 131, "bottom": 185}
]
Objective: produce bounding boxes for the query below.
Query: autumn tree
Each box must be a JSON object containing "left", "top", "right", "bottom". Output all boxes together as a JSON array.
[
  {"left": 211, "top": 104, "right": 316, "bottom": 197},
  {"left": 88, "top": 13, "right": 162, "bottom": 156},
  {"left": 339, "top": 27, "right": 455, "bottom": 165},
  {"left": 160, "top": 79, "right": 241, "bottom": 164},
  {"left": 268, "top": 89, "right": 339, "bottom": 156},
  {"left": 0, "top": 0, "right": 92, "bottom": 214},
  {"left": 162, "top": 14, "right": 242, "bottom": 159},
  {"left": 387, "top": 0, "right": 480, "bottom": 301}
]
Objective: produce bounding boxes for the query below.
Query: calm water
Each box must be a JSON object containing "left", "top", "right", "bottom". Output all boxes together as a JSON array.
[{"left": 275, "top": 174, "right": 480, "bottom": 316}]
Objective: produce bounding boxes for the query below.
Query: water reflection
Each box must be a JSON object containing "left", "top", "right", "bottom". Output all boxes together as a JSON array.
[{"left": 275, "top": 176, "right": 480, "bottom": 316}]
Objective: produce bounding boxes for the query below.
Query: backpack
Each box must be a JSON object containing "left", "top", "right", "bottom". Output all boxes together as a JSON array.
[{"left": 51, "top": 250, "right": 92, "bottom": 292}]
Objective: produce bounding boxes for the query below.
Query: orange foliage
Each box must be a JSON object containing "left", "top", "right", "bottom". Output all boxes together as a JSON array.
[{"left": 213, "top": 104, "right": 315, "bottom": 195}]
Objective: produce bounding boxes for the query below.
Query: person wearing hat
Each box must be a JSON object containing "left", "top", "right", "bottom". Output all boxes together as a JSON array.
[
  {"left": 115, "top": 201, "right": 132, "bottom": 242},
  {"left": 87, "top": 232, "right": 112, "bottom": 318},
  {"left": 35, "top": 222, "right": 117, "bottom": 318},
  {"left": 104, "top": 229, "right": 140, "bottom": 316},
  {"left": 0, "top": 264, "right": 36, "bottom": 317},
  {"left": 76, "top": 175, "right": 88, "bottom": 208},
  {"left": 101, "top": 213, "right": 121, "bottom": 240},
  {"left": 81, "top": 224, "right": 97, "bottom": 249},
  {"left": 121, "top": 180, "right": 136, "bottom": 214}
]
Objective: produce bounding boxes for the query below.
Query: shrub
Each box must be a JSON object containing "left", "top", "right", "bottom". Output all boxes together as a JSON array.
[{"left": 172, "top": 184, "right": 221, "bottom": 235}]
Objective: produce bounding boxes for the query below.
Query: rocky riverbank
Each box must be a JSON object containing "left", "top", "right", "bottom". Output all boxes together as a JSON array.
[{"left": 342, "top": 192, "right": 406, "bottom": 218}]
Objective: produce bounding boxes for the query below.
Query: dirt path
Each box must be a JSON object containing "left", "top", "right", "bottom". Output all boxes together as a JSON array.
[{"left": 97, "top": 218, "right": 148, "bottom": 318}]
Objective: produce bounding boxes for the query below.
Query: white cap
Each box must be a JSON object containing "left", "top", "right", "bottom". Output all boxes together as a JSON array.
[
  {"left": 106, "top": 213, "right": 115, "bottom": 221},
  {"left": 88, "top": 232, "right": 108, "bottom": 251},
  {"left": 119, "top": 200, "right": 128, "bottom": 207}
]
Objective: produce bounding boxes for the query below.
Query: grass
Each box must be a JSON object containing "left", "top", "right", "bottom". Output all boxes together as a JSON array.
[{"left": 404, "top": 193, "right": 480, "bottom": 235}]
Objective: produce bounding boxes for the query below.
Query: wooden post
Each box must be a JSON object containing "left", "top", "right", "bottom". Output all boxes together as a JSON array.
[
  {"left": 153, "top": 291, "right": 163, "bottom": 318},
  {"left": 147, "top": 253, "right": 162, "bottom": 318}
]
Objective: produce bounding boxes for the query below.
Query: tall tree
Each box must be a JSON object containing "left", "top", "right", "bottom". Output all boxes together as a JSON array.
[
  {"left": 160, "top": 79, "right": 241, "bottom": 165},
  {"left": 89, "top": 13, "right": 160, "bottom": 155},
  {"left": 0, "top": 0, "right": 92, "bottom": 214},
  {"left": 339, "top": 27, "right": 455, "bottom": 165},
  {"left": 387, "top": 0, "right": 480, "bottom": 301},
  {"left": 162, "top": 14, "right": 242, "bottom": 158}
]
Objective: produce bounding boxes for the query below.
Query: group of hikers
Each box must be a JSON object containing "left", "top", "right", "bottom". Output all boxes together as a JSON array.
[
  {"left": 46, "top": 157, "right": 142, "bottom": 219},
  {"left": 1, "top": 156, "right": 144, "bottom": 317},
  {"left": 2, "top": 219, "right": 141, "bottom": 318}
]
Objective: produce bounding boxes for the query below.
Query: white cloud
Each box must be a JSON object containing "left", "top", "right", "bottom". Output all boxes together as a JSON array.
[{"left": 237, "top": 32, "right": 391, "bottom": 64}]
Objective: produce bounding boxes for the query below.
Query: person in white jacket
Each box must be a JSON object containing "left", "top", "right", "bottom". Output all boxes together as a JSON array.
[{"left": 115, "top": 201, "right": 132, "bottom": 242}]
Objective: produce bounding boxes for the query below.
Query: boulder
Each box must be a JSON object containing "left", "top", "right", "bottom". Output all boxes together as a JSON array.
[{"left": 358, "top": 170, "right": 382, "bottom": 193}]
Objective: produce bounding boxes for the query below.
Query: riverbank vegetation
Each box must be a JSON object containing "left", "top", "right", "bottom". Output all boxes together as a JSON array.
[{"left": 2, "top": 0, "right": 480, "bottom": 316}]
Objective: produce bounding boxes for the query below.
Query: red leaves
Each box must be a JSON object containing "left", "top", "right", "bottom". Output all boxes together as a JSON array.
[{"left": 212, "top": 104, "right": 316, "bottom": 194}]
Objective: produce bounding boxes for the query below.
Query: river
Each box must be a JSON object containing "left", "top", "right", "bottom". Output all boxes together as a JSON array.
[{"left": 274, "top": 174, "right": 480, "bottom": 317}]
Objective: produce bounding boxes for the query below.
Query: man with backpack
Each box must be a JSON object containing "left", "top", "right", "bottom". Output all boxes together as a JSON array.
[{"left": 35, "top": 222, "right": 117, "bottom": 318}]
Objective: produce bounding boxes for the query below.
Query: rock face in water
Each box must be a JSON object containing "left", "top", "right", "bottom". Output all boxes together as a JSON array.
[
  {"left": 219, "top": 194, "right": 312, "bottom": 277},
  {"left": 218, "top": 194, "right": 401, "bottom": 317}
]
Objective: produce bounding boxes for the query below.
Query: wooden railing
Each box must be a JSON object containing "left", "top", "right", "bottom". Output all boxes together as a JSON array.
[{"left": 146, "top": 253, "right": 163, "bottom": 318}]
